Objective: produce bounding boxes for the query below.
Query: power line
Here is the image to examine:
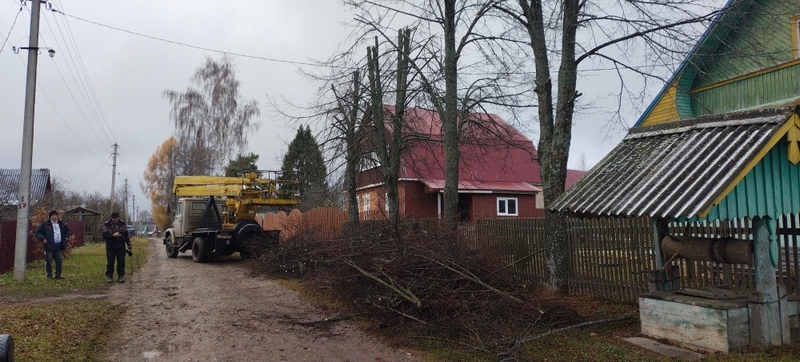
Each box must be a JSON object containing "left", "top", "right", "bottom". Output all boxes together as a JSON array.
[
  {"left": 17, "top": 2, "right": 116, "bottom": 153},
  {"left": 55, "top": 9, "right": 347, "bottom": 69},
  {"left": 51, "top": 2, "right": 118, "bottom": 144},
  {"left": 0, "top": 2, "right": 23, "bottom": 54},
  {"left": 9, "top": 50, "right": 106, "bottom": 162},
  {"left": 45, "top": 3, "right": 117, "bottom": 146},
  {"left": 73, "top": 154, "right": 113, "bottom": 190}
]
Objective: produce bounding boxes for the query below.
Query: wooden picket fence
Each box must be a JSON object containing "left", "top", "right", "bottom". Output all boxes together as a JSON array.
[{"left": 476, "top": 214, "right": 800, "bottom": 303}]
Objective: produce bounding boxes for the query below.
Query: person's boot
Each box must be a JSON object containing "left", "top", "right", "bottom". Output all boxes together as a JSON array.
[
  {"left": 118, "top": 276, "right": 125, "bottom": 283},
  {"left": 106, "top": 276, "right": 113, "bottom": 283}
]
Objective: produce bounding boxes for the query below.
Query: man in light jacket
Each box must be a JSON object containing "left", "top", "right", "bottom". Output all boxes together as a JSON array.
[{"left": 35, "top": 210, "right": 70, "bottom": 279}]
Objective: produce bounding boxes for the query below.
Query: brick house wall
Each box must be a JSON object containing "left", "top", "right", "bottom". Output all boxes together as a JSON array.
[
  {"left": 354, "top": 181, "right": 439, "bottom": 219},
  {"left": 471, "top": 194, "right": 538, "bottom": 221},
  {"left": 356, "top": 182, "right": 541, "bottom": 221}
]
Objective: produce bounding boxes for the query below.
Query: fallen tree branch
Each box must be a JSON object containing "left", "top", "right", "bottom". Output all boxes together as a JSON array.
[
  {"left": 513, "top": 314, "right": 635, "bottom": 349},
  {"left": 343, "top": 258, "right": 422, "bottom": 307},
  {"left": 370, "top": 302, "right": 428, "bottom": 325},
  {"left": 426, "top": 256, "right": 524, "bottom": 304}
]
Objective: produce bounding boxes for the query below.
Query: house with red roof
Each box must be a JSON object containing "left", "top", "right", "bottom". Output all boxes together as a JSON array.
[{"left": 354, "top": 107, "right": 546, "bottom": 222}]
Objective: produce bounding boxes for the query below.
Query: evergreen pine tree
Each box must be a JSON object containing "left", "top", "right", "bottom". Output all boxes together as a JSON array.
[
  {"left": 281, "top": 126, "right": 328, "bottom": 210},
  {"left": 224, "top": 152, "right": 260, "bottom": 177}
]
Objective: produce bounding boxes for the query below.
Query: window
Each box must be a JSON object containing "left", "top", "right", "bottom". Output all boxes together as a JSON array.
[
  {"left": 363, "top": 194, "right": 371, "bottom": 212},
  {"left": 497, "top": 197, "right": 518, "bottom": 216}
]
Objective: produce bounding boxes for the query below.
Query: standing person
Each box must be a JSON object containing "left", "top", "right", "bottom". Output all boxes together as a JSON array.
[
  {"left": 102, "top": 212, "right": 130, "bottom": 283},
  {"left": 35, "top": 210, "right": 70, "bottom": 279}
]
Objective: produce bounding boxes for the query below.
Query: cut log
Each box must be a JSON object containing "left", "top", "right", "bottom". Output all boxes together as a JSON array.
[{"left": 661, "top": 235, "right": 753, "bottom": 266}]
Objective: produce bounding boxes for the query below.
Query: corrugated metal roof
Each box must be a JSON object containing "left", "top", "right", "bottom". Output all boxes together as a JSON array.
[
  {"left": 0, "top": 169, "right": 52, "bottom": 205},
  {"left": 551, "top": 108, "right": 793, "bottom": 218},
  {"left": 420, "top": 179, "right": 541, "bottom": 194}
]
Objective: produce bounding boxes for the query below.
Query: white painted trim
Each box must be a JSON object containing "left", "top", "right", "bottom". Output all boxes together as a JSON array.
[
  {"left": 497, "top": 197, "right": 519, "bottom": 216},
  {"left": 355, "top": 178, "right": 419, "bottom": 191}
]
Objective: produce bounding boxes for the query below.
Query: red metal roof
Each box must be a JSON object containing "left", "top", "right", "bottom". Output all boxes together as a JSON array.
[
  {"left": 376, "top": 107, "right": 540, "bottom": 192},
  {"left": 565, "top": 169, "right": 586, "bottom": 190},
  {"left": 420, "top": 179, "right": 541, "bottom": 193}
]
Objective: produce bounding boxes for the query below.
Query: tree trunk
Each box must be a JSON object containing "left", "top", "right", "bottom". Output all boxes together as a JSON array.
[
  {"left": 387, "top": 28, "right": 411, "bottom": 233},
  {"left": 345, "top": 71, "right": 361, "bottom": 224},
  {"left": 442, "top": 0, "right": 460, "bottom": 225}
]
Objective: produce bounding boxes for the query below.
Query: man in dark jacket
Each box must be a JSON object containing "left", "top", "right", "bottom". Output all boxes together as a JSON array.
[
  {"left": 102, "top": 211, "right": 130, "bottom": 283},
  {"left": 35, "top": 210, "right": 70, "bottom": 279}
]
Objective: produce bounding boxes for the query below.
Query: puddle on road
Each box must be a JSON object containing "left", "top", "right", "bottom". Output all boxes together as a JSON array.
[{"left": 142, "top": 350, "right": 162, "bottom": 359}]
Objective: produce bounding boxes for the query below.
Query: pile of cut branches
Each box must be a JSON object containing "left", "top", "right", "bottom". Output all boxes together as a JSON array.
[{"left": 252, "top": 219, "right": 581, "bottom": 353}]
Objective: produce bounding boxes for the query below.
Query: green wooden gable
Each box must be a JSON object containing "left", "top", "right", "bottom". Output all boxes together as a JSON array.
[
  {"left": 704, "top": 138, "right": 800, "bottom": 221},
  {"left": 637, "top": 0, "right": 800, "bottom": 127}
]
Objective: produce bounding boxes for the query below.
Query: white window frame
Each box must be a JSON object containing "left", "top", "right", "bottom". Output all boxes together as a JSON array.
[
  {"left": 497, "top": 197, "right": 518, "bottom": 216},
  {"left": 363, "top": 194, "right": 371, "bottom": 212}
]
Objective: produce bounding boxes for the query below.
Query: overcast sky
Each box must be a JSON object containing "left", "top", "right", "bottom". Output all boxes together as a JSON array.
[{"left": 1, "top": 1, "right": 661, "bottom": 215}]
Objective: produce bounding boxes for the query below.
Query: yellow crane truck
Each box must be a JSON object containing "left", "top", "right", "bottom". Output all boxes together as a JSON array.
[{"left": 162, "top": 171, "right": 300, "bottom": 262}]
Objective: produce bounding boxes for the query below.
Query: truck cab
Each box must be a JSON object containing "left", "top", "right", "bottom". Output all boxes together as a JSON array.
[
  {"left": 169, "top": 197, "right": 226, "bottom": 240},
  {"left": 163, "top": 197, "right": 263, "bottom": 262}
]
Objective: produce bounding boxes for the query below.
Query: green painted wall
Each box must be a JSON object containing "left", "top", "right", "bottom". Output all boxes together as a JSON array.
[
  {"left": 690, "top": 63, "right": 800, "bottom": 116},
  {"left": 705, "top": 139, "right": 800, "bottom": 221},
  {"left": 692, "top": 0, "right": 796, "bottom": 87}
]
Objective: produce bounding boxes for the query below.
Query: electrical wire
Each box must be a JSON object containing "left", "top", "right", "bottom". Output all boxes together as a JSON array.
[
  {"left": 9, "top": 51, "right": 106, "bottom": 162},
  {"left": 45, "top": 3, "right": 117, "bottom": 146},
  {"left": 51, "top": 3, "right": 118, "bottom": 145},
  {"left": 0, "top": 2, "right": 22, "bottom": 54},
  {"left": 73, "top": 154, "right": 112, "bottom": 190},
  {"left": 55, "top": 9, "right": 348, "bottom": 69}
]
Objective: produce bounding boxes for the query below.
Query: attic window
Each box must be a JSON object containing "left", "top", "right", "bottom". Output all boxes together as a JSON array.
[{"left": 497, "top": 197, "right": 518, "bottom": 216}]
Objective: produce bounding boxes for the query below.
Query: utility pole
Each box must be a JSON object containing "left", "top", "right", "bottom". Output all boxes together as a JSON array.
[
  {"left": 131, "top": 194, "right": 136, "bottom": 226},
  {"left": 14, "top": 0, "right": 43, "bottom": 281},
  {"left": 110, "top": 143, "right": 118, "bottom": 200},
  {"left": 123, "top": 179, "right": 129, "bottom": 221}
]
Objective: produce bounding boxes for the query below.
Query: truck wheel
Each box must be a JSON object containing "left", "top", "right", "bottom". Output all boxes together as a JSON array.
[
  {"left": 192, "top": 237, "right": 209, "bottom": 263},
  {"left": 0, "top": 334, "right": 14, "bottom": 362},
  {"left": 165, "top": 240, "right": 178, "bottom": 258}
]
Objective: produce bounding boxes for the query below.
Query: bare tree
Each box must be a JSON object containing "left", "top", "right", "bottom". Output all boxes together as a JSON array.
[
  {"left": 163, "top": 55, "right": 260, "bottom": 175},
  {"left": 366, "top": 29, "right": 413, "bottom": 231},
  {"left": 490, "top": 0, "right": 723, "bottom": 291},
  {"left": 330, "top": 71, "right": 366, "bottom": 223},
  {"left": 347, "top": 0, "right": 524, "bottom": 225}
]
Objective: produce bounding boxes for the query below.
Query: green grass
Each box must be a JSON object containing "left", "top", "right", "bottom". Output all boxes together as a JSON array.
[
  {"left": 0, "top": 236, "right": 151, "bottom": 361},
  {"left": 0, "top": 237, "right": 150, "bottom": 296}
]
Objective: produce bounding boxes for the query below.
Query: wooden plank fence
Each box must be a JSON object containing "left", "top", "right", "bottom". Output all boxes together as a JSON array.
[
  {"left": 476, "top": 214, "right": 800, "bottom": 303},
  {"left": 255, "top": 208, "right": 800, "bottom": 303}
]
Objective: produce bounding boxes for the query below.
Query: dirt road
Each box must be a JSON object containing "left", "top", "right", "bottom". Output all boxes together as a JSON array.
[{"left": 103, "top": 238, "right": 421, "bottom": 362}]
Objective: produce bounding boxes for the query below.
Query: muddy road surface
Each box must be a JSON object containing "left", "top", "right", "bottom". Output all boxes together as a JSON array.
[{"left": 103, "top": 238, "right": 421, "bottom": 362}]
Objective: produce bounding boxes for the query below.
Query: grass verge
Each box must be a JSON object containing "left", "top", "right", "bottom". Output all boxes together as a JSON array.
[{"left": 0, "top": 236, "right": 151, "bottom": 361}]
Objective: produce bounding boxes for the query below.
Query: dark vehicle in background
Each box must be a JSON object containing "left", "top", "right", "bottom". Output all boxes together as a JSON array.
[{"left": 127, "top": 225, "right": 135, "bottom": 237}]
